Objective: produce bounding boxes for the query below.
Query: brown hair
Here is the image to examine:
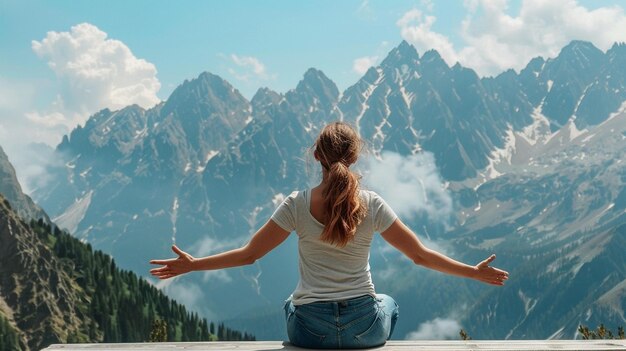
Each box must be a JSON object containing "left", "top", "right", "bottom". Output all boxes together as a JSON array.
[{"left": 314, "top": 122, "right": 367, "bottom": 247}]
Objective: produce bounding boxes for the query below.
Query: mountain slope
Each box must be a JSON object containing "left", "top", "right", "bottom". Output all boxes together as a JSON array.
[
  {"left": 0, "top": 146, "right": 47, "bottom": 221},
  {"left": 0, "top": 193, "right": 253, "bottom": 349}
]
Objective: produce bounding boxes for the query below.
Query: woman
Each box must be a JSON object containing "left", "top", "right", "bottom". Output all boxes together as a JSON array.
[{"left": 150, "top": 122, "right": 509, "bottom": 349}]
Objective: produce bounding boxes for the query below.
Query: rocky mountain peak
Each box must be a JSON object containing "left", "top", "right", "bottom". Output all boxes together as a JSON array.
[
  {"left": 419, "top": 49, "right": 450, "bottom": 77},
  {"left": 293, "top": 68, "right": 339, "bottom": 112},
  {"left": 607, "top": 42, "right": 626, "bottom": 64},
  {"left": 251, "top": 87, "right": 282, "bottom": 110},
  {"left": 420, "top": 49, "right": 446, "bottom": 66},
  {"left": 161, "top": 71, "right": 248, "bottom": 118},
  {"left": 553, "top": 40, "right": 605, "bottom": 71},
  {"left": 381, "top": 40, "right": 420, "bottom": 68},
  {"left": 520, "top": 56, "right": 546, "bottom": 77}
]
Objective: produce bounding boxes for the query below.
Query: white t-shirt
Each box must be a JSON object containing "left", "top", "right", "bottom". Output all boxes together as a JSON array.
[{"left": 271, "top": 189, "right": 397, "bottom": 305}]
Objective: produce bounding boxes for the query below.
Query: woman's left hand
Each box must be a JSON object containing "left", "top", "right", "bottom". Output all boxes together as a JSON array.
[
  {"left": 473, "top": 254, "right": 509, "bottom": 286},
  {"left": 149, "top": 245, "right": 196, "bottom": 280}
]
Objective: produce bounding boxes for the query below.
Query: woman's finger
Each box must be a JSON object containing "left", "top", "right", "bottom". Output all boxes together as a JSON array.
[
  {"left": 150, "top": 258, "right": 176, "bottom": 265},
  {"left": 149, "top": 267, "right": 169, "bottom": 273},
  {"left": 480, "top": 254, "right": 496, "bottom": 266},
  {"left": 172, "top": 245, "right": 186, "bottom": 257}
]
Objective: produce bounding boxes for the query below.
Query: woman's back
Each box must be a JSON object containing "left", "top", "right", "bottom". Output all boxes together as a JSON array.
[{"left": 271, "top": 188, "right": 396, "bottom": 305}]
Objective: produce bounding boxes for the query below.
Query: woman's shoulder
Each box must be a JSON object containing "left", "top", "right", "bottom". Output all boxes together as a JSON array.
[
  {"left": 359, "top": 189, "right": 382, "bottom": 201},
  {"left": 279, "top": 190, "right": 306, "bottom": 206}
]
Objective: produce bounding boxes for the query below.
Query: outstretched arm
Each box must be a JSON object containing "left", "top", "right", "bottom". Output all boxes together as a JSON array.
[
  {"left": 149, "top": 219, "right": 291, "bottom": 280},
  {"left": 380, "top": 219, "right": 509, "bottom": 286}
]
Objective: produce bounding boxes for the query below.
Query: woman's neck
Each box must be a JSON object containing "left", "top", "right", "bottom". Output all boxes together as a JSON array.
[{"left": 315, "top": 170, "right": 330, "bottom": 191}]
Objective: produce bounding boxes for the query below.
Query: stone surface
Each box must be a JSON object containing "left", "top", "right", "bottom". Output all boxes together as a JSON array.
[{"left": 43, "top": 340, "right": 626, "bottom": 350}]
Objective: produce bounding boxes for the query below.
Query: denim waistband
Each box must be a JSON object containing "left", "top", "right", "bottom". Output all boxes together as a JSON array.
[{"left": 297, "top": 294, "right": 376, "bottom": 313}]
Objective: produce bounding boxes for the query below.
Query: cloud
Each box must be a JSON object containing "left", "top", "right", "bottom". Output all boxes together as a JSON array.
[
  {"left": 154, "top": 279, "right": 218, "bottom": 320},
  {"left": 31, "top": 23, "right": 161, "bottom": 127},
  {"left": 353, "top": 56, "right": 379, "bottom": 75},
  {"left": 398, "top": 0, "right": 626, "bottom": 76},
  {"left": 397, "top": 9, "right": 460, "bottom": 66},
  {"left": 229, "top": 54, "right": 272, "bottom": 82},
  {"left": 192, "top": 235, "right": 241, "bottom": 257},
  {"left": 357, "top": 0, "right": 375, "bottom": 20},
  {"left": 25, "top": 110, "right": 67, "bottom": 128},
  {"left": 32, "top": 23, "right": 161, "bottom": 110},
  {"left": 362, "top": 151, "right": 453, "bottom": 222},
  {"left": 405, "top": 317, "right": 462, "bottom": 340},
  {"left": 8, "top": 143, "right": 62, "bottom": 194},
  {"left": 420, "top": 0, "right": 434, "bottom": 12},
  {"left": 202, "top": 270, "right": 233, "bottom": 284},
  {"left": 191, "top": 235, "right": 243, "bottom": 284}
]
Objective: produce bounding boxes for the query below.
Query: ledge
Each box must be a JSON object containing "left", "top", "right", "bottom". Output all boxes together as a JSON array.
[{"left": 43, "top": 340, "right": 626, "bottom": 350}]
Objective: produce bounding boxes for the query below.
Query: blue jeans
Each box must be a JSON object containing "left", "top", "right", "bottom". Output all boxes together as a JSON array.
[{"left": 284, "top": 294, "right": 399, "bottom": 349}]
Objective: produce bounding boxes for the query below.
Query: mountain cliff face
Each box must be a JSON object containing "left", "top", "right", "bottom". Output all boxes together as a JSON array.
[
  {"left": 30, "top": 40, "right": 626, "bottom": 340},
  {"left": 0, "top": 146, "right": 48, "bottom": 221}
]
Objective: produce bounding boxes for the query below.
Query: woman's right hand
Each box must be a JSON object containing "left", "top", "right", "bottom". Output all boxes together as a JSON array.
[
  {"left": 473, "top": 254, "right": 509, "bottom": 286},
  {"left": 149, "top": 245, "right": 196, "bottom": 280}
]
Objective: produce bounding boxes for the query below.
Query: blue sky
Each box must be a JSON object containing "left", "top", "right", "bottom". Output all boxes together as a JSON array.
[
  {"left": 1, "top": 0, "right": 626, "bottom": 170},
  {"left": 1, "top": 1, "right": 466, "bottom": 102},
  {"left": 1, "top": 0, "right": 622, "bottom": 101}
]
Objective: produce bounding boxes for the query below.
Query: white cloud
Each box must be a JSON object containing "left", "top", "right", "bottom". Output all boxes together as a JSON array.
[
  {"left": 405, "top": 317, "right": 462, "bottom": 340},
  {"left": 362, "top": 151, "right": 453, "bottom": 222},
  {"left": 398, "top": 0, "right": 626, "bottom": 76},
  {"left": 192, "top": 235, "right": 241, "bottom": 257},
  {"left": 420, "top": 0, "right": 434, "bottom": 12},
  {"left": 31, "top": 23, "right": 161, "bottom": 126},
  {"left": 397, "top": 9, "right": 459, "bottom": 66},
  {"left": 160, "top": 281, "right": 203, "bottom": 307},
  {"left": 191, "top": 235, "right": 242, "bottom": 283},
  {"left": 202, "top": 270, "right": 233, "bottom": 284},
  {"left": 25, "top": 110, "right": 67, "bottom": 128},
  {"left": 153, "top": 279, "right": 218, "bottom": 320},
  {"left": 357, "top": 0, "right": 376, "bottom": 20},
  {"left": 350, "top": 41, "right": 391, "bottom": 77},
  {"left": 229, "top": 54, "right": 271, "bottom": 82},
  {"left": 353, "top": 56, "right": 379, "bottom": 75},
  {"left": 0, "top": 77, "right": 37, "bottom": 112}
]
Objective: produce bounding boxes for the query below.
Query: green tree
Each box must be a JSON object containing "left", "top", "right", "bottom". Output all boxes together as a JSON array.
[
  {"left": 149, "top": 320, "right": 167, "bottom": 342},
  {"left": 578, "top": 324, "right": 625, "bottom": 339}
]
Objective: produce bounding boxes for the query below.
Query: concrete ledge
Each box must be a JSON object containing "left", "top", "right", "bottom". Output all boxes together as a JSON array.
[{"left": 43, "top": 340, "right": 626, "bottom": 350}]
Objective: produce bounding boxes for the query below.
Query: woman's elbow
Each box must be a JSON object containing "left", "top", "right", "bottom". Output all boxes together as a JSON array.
[
  {"left": 241, "top": 247, "right": 261, "bottom": 265},
  {"left": 243, "top": 256, "right": 257, "bottom": 265},
  {"left": 412, "top": 256, "right": 426, "bottom": 266},
  {"left": 404, "top": 250, "right": 426, "bottom": 266}
]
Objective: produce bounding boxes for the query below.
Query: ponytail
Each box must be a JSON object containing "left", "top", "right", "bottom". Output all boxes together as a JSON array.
[{"left": 315, "top": 122, "right": 367, "bottom": 247}]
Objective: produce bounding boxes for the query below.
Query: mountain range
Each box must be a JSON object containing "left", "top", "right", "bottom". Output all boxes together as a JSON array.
[{"left": 23, "top": 39, "right": 626, "bottom": 340}]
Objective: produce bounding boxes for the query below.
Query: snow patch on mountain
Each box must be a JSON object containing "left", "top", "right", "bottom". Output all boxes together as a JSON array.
[
  {"left": 355, "top": 68, "right": 384, "bottom": 132},
  {"left": 197, "top": 150, "right": 219, "bottom": 172},
  {"left": 568, "top": 120, "right": 587, "bottom": 142},
  {"left": 53, "top": 190, "right": 93, "bottom": 234},
  {"left": 519, "top": 107, "right": 552, "bottom": 146},
  {"left": 573, "top": 83, "right": 593, "bottom": 117},
  {"left": 372, "top": 87, "right": 392, "bottom": 150}
]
